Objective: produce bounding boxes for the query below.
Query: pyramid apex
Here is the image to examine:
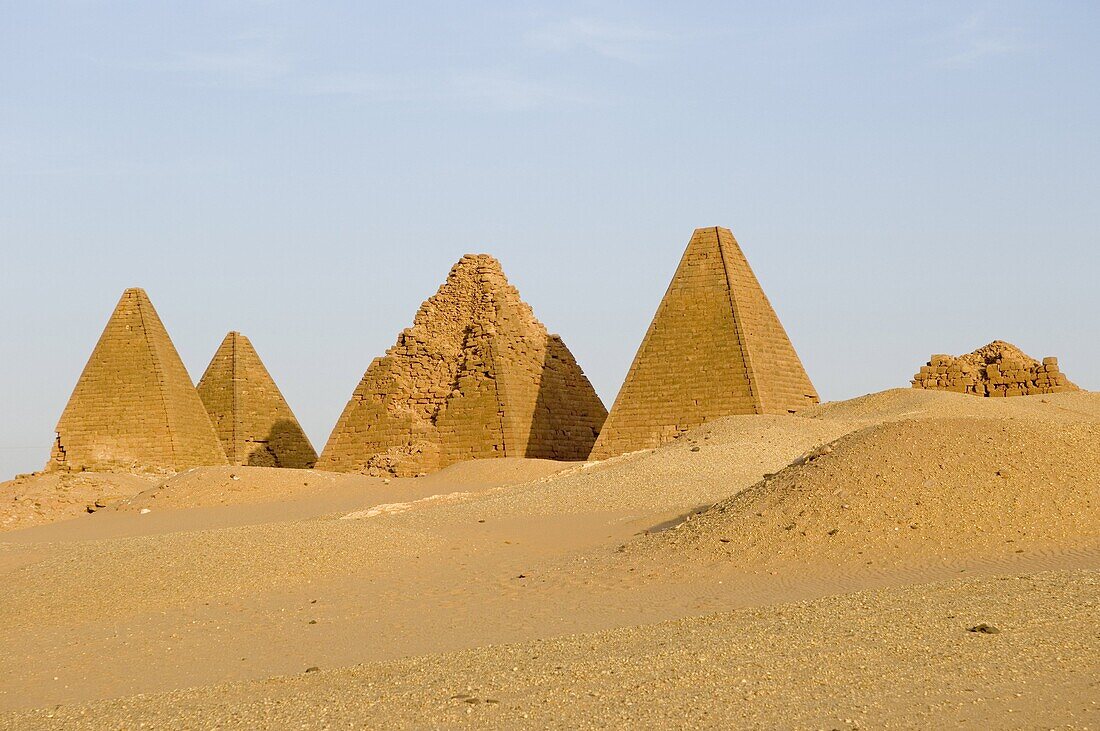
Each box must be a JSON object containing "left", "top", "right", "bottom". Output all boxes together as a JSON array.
[
  {"left": 122, "top": 287, "right": 150, "bottom": 298},
  {"left": 688, "top": 226, "right": 737, "bottom": 244},
  {"left": 447, "top": 254, "right": 508, "bottom": 284},
  {"left": 217, "top": 331, "right": 245, "bottom": 351},
  {"left": 456, "top": 253, "right": 503, "bottom": 268}
]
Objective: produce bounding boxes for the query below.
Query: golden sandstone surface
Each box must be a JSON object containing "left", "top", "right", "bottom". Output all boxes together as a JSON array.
[
  {"left": 197, "top": 332, "right": 317, "bottom": 469},
  {"left": 318, "top": 254, "right": 607, "bottom": 476},
  {"left": 590, "top": 227, "right": 819, "bottom": 459},
  {"left": 48, "top": 288, "right": 227, "bottom": 473}
]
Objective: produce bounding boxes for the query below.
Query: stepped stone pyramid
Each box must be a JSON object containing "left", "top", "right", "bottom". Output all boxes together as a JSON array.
[
  {"left": 318, "top": 254, "right": 607, "bottom": 476},
  {"left": 48, "top": 288, "right": 228, "bottom": 473},
  {"left": 197, "top": 332, "right": 318, "bottom": 468},
  {"left": 591, "top": 227, "right": 819, "bottom": 459},
  {"left": 911, "top": 340, "right": 1077, "bottom": 397}
]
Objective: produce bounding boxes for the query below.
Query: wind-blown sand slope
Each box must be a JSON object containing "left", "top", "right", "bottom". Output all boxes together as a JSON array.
[
  {"left": 123, "top": 457, "right": 569, "bottom": 512},
  {"left": 0, "top": 458, "right": 569, "bottom": 535},
  {"left": 647, "top": 417, "right": 1100, "bottom": 566},
  {"left": 458, "top": 414, "right": 859, "bottom": 518},
  {"left": 1, "top": 389, "right": 1098, "bottom": 727}
]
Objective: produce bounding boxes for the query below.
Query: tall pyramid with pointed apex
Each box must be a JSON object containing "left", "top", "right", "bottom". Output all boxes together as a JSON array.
[
  {"left": 318, "top": 254, "right": 607, "bottom": 476},
  {"left": 48, "top": 288, "right": 228, "bottom": 472},
  {"left": 590, "top": 227, "right": 819, "bottom": 459},
  {"left": 197, "top": 332, "right": 317, "bottom": 468}
]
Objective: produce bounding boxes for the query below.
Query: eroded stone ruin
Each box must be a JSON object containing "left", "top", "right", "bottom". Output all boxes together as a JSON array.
[
  {"left": 48, "top": 288, "right": 228, "bottom": 473},
  {"left": 197, "top": 331, "right": 317, "bottom": 468},
  {"left": 590, "top": 227, "right": 819, "bottom": 460},
  {"left": 318, "top": 254, "right": 607, "bottom": 476},
  {"left": 911, "top": 340, "right": 1077, "bottom": 396}
]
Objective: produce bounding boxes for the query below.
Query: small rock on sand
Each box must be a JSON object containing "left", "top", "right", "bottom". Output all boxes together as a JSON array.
[{"left": 967, "top": 623, "right": 1000, "bottom": 634}]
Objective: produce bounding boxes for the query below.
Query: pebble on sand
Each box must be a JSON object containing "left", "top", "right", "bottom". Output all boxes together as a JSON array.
[{"left": 967, "top": 624, "right": 1001, "bottom": 634}]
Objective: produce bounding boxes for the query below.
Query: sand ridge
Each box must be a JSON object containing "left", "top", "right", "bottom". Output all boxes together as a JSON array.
[
  {"left": 643, "top": 416, "right": 1100, "bottom": 567},
  {"left": 0, "top": 457, "right": 570, "bottom": 535},
  {"left": 803, "top": 386, "right": 1100, "bottom": 423}
]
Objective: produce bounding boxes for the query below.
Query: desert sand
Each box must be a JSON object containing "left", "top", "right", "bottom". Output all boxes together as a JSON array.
[{"left": 2, "top": 388, "right": 1098, "bottom": 729}]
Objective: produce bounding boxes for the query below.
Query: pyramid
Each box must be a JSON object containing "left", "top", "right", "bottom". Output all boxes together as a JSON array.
[
  {"left": 197, "top": 332, "right": 318, "bottom": 468},
  {"left": 48, "top": 288, "right": 228, "bottom": 472},
  {"left": 590, "top": 227, "right": 818, "bottom": 459},
  {"left": 911, "top": 340, "right": 1077, "bottom": 396},
  {"left": 318, "top": 254, "right": 607, "bottom": 476}
]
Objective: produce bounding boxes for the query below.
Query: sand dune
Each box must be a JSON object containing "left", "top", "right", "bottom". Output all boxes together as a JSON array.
[
  {"left": 417, "top": 457, "right": 571, "bottom": 490},
  {"left": 121, "top": 457, "right": 568, "bottom": 512},
  {"left": 445, "top": 414, "right": 859, "bottom": 521},
  {"left": 0, "top": 458, "right": 569, "bottom": 537},
  {"left": 648, "top": 417, "right": 1100, "bottom": 567}
]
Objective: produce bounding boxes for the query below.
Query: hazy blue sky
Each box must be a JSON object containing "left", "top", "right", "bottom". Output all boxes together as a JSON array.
[{"left": 2, "top": 2, "right": 1097, "bottom": 479}]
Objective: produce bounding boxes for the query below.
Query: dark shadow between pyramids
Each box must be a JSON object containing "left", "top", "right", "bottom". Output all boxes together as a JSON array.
[
  {"left": 247, "top": 418, "right": 318, "bottom": 469},
  {"left": 524, "top": 334, "right": 605, "bottom": 461}
]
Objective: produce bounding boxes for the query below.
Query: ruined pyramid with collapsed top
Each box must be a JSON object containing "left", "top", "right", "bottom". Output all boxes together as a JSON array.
[
  {"left": 197, "top": 332, "right": 317, "bottom": 468},
  {"left": 911, "top": 340, "right": 1077, "bottom": 396},
  {"left": 48, "top": 288, "right": 228, "bottom": 472},
  {"left": 318, "top": 254, "right": 607, "bottom": 476},
  {"left": 591, "top": 227, "right": 819, "bottom": 459}
]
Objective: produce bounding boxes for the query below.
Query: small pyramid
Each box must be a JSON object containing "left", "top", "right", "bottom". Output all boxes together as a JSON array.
[
  {"left": 49, "top": 288, "right": 228, "bottom": 472},
  {"left": 318, "top": 254, "right": 607, "bottom": 476},
  {"left": 591, "top": 227, "right": 818, "bottom": 459},
  {"left": 197, "top": 332, "right": 317, "bottom": 468}
]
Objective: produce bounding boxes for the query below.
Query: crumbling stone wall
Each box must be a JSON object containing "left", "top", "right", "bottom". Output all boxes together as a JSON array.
[
  {"left": 590, "top": 227, "right": 819, "bottom": 460},
  {"left": 911, "top": 340, "right": 1077, "bottom": 397},
  {"left": 318, "top": 255, "right": 607, "bottom": 476},
  {"left": 48, "top": 288, "right": 228, "bottom": 473},
  {"left": 197, "top": 332, "right": 317, "bottom": 468}
]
